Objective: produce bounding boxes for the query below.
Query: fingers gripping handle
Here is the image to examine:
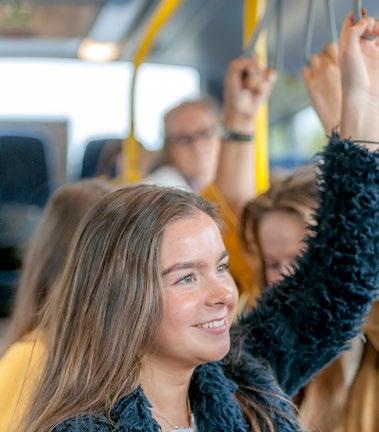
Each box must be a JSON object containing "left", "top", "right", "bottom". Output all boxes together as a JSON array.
[{"left": 353, "top": 0, "right": 376, "bottom": 40}]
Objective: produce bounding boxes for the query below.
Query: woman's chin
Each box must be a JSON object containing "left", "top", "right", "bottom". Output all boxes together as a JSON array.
[{"left": 194, "top": 341, "right": 231, "bottom": 364}]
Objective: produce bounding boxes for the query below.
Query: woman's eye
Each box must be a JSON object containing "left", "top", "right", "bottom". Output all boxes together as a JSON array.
[
  {"left": 217, "top": 262, "right": 229, "bottom": 273},
  {"left": 175, "top": 273, "right": 196, "bottom": 285}
]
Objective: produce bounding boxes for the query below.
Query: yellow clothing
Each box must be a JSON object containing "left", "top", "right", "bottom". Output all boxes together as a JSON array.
[
  {"left": 201, "top": 184, "right": 260, "bottom": 311},
  {"left": 299, "top": 302, "right": 379, "bottom": 432},
  {"left": 0, "top": 331, "right": 45, "bottom": 432},
  {"left": 339, "top": 339, "right": 379, "bottom": 432},
  {"left": 337, "top": 302, "right": 379, "bottom": 432}
]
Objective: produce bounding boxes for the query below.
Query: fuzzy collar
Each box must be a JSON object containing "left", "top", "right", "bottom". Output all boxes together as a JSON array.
[{"left": 112, "top": 362, "right": 248, "bottom": 431}]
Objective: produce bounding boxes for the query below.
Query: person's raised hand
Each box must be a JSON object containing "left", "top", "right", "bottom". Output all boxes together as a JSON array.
[
  {"left": 339, "top": 12, "right": 379, "bottom": 150},
  {"left": 302, "top": 43, "right": 342, "bottom": 135},
  {"left": 223, "top": 55, "right": 277, "bottom": 133},
  {"left": 339, "top": 11, "right": 379, "bottom": 99}
]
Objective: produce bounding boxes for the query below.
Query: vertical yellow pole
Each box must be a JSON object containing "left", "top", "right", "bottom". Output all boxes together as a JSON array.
[
  {"left": 123, "top": 0, "right": 184, "bottom": 184},
  {"left": 243, "top": 0, "right": 270, "bottom": 194},
  {"left": 123, "top": 68, "right": 140, "bottom": 184}
]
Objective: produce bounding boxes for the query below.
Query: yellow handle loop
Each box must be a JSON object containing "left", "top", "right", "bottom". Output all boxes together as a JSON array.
[
  {"left": 123, "top": 0, "right": 184, "bottom": 184},
  {"left": 243, "top": 0, "right": 270, "bottom": 195}
]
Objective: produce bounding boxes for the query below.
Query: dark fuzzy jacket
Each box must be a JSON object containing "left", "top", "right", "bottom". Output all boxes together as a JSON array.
[{"left": 53, "top": 137, "right": 379, "bottom": 431}]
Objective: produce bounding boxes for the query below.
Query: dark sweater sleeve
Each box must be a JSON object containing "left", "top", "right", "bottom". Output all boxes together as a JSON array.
[{"left": 235, "top": 136, "right": 379, "bottom": 397}]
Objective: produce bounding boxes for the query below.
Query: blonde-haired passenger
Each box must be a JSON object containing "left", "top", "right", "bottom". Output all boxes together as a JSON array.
[
  {"left": 241, "top": 167, "right": 317, "bottom": 289},
  {"left": 0, "top": 179, "right": 113, "bottom": 432},
  {"left": 240, "top": 166, "right": 373, "bottom": 431}
]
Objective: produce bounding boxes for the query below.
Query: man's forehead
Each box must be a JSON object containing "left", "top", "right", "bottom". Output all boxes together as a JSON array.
[{"left": 166, "top": 104, "right": 217, "bottom": 127}]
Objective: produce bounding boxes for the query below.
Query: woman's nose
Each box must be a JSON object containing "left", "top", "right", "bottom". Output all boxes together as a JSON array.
[{"left": 205, "top": 277, "right": 236, "bottom": 307}]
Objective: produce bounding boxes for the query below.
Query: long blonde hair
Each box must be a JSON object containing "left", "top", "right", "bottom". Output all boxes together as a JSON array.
[
  {"left": 22, "top": 185, "right": 279, "bottom": 432},
  {"left": 241, "top": 166, "right": 318, "bottom": 288},
  {"left": 4, "top": 179, "right": 113, "bottom": 351},
  {"left": 21, "top": 185, "right": 220, "bottom": 432}
]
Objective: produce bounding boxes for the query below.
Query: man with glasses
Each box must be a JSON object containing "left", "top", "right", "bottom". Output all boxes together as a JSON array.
[{"left": 144, "top": 98, "right": 221, "bottom": 193}]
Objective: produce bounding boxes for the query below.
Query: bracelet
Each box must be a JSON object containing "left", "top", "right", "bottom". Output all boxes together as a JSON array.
[
  {"left": 221, "top": 127, "right": 254, "bottom": 143},
  {"left": 329, "top": 132, "right": 379, "bottom": 147},
  {"left": 353, "top": 139, "right": 379, "bottom": 145}
]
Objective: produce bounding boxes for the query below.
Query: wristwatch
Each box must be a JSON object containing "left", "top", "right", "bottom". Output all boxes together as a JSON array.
[{"left": 220, "top": 127, "right": 255, "bottom": 142}]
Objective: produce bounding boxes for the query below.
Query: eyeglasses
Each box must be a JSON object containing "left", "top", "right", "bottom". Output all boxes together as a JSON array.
[{"left": 165, "top": 125, "right": 219, "bottom": 146}]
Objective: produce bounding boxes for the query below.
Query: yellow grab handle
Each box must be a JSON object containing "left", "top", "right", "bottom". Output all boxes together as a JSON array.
[
  {"left": 134, "top": 0, "right": 183, "bottom": 67},
  {"left": 243, "top": 0, "right": 270, "bottom": 194},
  {"left": 123, "top": 0, "right": 184, "bottom": 184}
]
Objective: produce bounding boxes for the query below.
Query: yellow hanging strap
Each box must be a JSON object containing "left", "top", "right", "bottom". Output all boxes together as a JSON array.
[
  {"left": 123, "top": 0, "right": 184, "bottom": 184},
  {"left": 243, "top": 0, "right": 269, "bottom": 195}
]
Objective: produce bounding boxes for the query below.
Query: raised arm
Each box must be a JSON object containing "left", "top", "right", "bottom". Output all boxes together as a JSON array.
[
  {"left": 231, "top": 14, "right": 379, "bottom": 397},
  {"left": 214, "top": 56, "right": 276, "bottom": 216},
  {"left": 302, "top": 43, "right": 342, "bottom": 135}
]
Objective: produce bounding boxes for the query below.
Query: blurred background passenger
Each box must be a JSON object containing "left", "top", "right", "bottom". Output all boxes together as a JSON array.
[
  {"left": 202, "top": 55, "right": 277, "bottom": 308},
  {"left": 144, "top": 98, "right": 221, "bottom": 192},
  {"left": 0, "top": 179, "right": 113, "bottom": 432},
  {"left": 241, "top": 151, "right": 378, "bottom": 432},
  {"left": 241, "top": 166, "right": 317, "bottom": 289},
  {"left": 95, "top": 139, "right": 123, "bottom": 179},
  {"left": 241, "top": 157, "right": 377, "bottom": 432}
]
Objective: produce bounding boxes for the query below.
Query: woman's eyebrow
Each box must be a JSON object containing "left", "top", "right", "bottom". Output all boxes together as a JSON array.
[
  {"left": 162, "top": 251, "right": 229, "bottom": 277},
  {"left": 162, "top": 260, "right": 204, "bottom": 277}
]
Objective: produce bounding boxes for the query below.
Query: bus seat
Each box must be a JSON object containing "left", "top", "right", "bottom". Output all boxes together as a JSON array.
[
  {"left": 0, "top": 134, "right": 53, "bottom": 315},
  {"left": 0, "top": 135, "right": 53, "bottom": 208},
  {"left": 0, "top": 269, "right": 20, "bottom": 317},
  {"left": 80, "top": 139, "right": 109, "bottom": 179}
]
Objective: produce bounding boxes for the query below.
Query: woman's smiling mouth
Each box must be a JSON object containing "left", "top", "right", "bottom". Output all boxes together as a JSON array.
[{"left": 194, "top": 318, "right": 228, "bottom": 333}]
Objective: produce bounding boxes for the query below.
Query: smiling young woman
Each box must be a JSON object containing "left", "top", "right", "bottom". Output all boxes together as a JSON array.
[{"left": 17, "top": 13, "right": 379, "bottom": 432}]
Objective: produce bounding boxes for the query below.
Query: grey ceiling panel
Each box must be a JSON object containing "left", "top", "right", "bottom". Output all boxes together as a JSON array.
[{"left": 0, "top": 0, "right": 378, "bottom": 116}]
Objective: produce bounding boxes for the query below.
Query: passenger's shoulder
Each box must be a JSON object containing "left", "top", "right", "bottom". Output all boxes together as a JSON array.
[
  {"left": 0, "top": 331, "right": 45, "bottom": 374},
  {"left": 143, "top": 165, "right": 190, "bottom": 189}
]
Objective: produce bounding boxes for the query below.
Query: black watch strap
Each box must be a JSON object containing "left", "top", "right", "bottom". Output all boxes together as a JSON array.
[{"left": 221, "top": 127, "right": 254, "bottom": 142}]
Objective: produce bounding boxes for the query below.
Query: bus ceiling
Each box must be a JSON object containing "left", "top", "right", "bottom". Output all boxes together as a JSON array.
[{"left": 0, "top": 0, "right": 378, "bottom": 94}]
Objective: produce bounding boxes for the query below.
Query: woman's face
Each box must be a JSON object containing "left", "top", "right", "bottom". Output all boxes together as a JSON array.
[
  {"left": 154, "top": 211, "right": 238, "bottom": 369},
  {"left": 258, "top": 210, "right": 307, "bottom": 287}
]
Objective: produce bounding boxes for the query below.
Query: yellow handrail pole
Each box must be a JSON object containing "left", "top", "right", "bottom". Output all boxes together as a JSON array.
[
  {"left": 123, "top": 0, "right": 184, "bottom": 184},
  {"left": 243, "top": 0, "right": 269, "bottom": 194},
  {"left": 123, "top": 69, "right": 139, "bottom": 184}
]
